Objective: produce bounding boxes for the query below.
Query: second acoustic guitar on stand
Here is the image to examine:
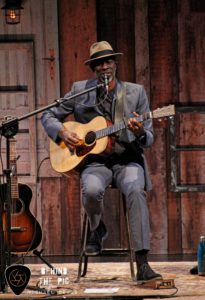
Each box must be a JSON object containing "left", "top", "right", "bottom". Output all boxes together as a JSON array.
[{"left": 1, "top": 137, "right": 42, "bottom": 253}]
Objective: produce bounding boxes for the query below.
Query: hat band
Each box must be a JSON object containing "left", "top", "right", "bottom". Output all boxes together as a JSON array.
[{"left": 90, "top": 49, "right": 114, "bottom": 60}]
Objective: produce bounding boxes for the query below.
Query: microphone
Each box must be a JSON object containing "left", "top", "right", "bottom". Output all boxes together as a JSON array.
[{"left": 103, "top": 74, "right": 109, "bottom": 93}]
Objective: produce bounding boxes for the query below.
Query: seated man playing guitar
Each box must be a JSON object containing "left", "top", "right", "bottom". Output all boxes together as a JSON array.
[{"left": 41, "top": 41, "right": 162, "bottom": 284}]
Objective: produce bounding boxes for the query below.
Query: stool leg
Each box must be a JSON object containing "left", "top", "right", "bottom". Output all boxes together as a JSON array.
[
  {"left": 76, "top": 212, "right": 89, "bottom": 282},
  {"left": 122, "top": 195, "right": 136, "bottom": 281}
]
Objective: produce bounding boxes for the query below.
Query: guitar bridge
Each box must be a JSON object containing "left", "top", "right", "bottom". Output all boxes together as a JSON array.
[{"left": 11, "top": 227, "right": 26, "bottom": 232}]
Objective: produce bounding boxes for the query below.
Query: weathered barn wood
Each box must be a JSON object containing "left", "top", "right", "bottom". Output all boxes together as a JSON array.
[
  {"left": 0, "top": 0, "right": 61, "bottom": 256},
  {"left": 176, "top": 0, "right": 205, "bottom": 254},
  {"left": 57, "top": 0, "right": 97, "bottom": 255},
  {"left": 0, "top": 0, "right": 205, "bottom": 258}
]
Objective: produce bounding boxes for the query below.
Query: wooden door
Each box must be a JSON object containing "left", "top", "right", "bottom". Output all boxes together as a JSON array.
[
  {"left": 0, "top": 41, "right": 42, "bottom": 252},
  {"left": 0, "top": 41, "right": 37, "bottom": 182}
]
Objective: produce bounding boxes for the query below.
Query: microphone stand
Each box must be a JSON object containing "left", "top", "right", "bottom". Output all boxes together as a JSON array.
[{"left": 0, "top": 82, "right": 103, "bottom": 293}]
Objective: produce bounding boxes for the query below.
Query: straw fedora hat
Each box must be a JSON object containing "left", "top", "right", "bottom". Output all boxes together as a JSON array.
[{"left": 84, "top": 41, "right": 123, "bottom": 65}]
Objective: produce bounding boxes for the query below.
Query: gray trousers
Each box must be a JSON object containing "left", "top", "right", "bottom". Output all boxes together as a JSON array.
[{"left": 80, "top": 162, "right": 150, "bottom": 252}]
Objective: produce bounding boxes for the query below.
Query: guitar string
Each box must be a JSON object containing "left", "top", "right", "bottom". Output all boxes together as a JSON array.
[{"left": 0, "top": 135, "right": 6, "bottom": 203}]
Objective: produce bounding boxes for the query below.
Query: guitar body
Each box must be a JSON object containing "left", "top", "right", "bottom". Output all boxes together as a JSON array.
[
  {"left": 50, "top": 116, "right": 108, "bottom": 174},
  {"left": 49, "top": 105, "right": 175, "bottom": 174},
  {"left": 1, "top": 182, "right": 42, "bottom": 253}
]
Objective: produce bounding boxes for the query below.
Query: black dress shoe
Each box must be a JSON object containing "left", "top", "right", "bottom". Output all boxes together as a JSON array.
[
  {"left": 136, "top": 263, "right": 162, "bottom": 284},
  {"left": 85, "top": 220, "right": 108, "bottom": 255}
]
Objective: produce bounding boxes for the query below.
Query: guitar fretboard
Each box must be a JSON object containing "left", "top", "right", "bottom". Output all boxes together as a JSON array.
[
  {"left": 96, "top": 120, "right": 125, "bottom": 139},
  {"left": 10, "top": 160, "right": 19, "bottom": 200},
  {"left": 9, "top": 139, "right": 19, "bottom": 201},
  {"left": 96, "top": 111, "right": 152, "bottom": 139}
]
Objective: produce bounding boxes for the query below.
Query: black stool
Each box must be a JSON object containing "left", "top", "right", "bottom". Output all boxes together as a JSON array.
[{"left": 76, "top": 187, "right": 135, "bottom": 282}]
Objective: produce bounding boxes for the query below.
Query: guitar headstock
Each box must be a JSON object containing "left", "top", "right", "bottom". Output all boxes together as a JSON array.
[{"left": 152, "top": 105, "right": 175, "bottom": 119}]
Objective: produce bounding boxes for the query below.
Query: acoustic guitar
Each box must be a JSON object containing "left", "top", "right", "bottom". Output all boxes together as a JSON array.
[
  {"left": 50, "top": 104, "right": 175, "bottom": 174},
  {"left": 2, "top": 137, "right": 42, "bottom": 253}
]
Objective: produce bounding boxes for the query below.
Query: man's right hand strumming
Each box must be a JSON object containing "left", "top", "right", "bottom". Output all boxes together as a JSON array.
[{"left": 58, "top": 126, "right": 81, "bottom": 151}]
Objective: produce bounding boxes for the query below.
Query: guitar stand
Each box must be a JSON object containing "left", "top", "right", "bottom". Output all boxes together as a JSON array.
[
  {"left": 0, "top": 122, "right": 18, "bottom": 292},
  {"left": 33, "top": 249, "right": 62, "bottom": 276}
]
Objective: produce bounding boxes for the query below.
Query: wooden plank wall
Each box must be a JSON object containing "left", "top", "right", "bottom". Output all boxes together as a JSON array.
[
  {"left": 0, "top": 0, "right": 61, "bottom": 256},
  {"left": 1, "top": 0, "right": 205, "bottom": 257},
  {"left": 57, "top": 0, "right": 205, "bottom": 257},
  {"left": 147, "top": 0, "right": 180, "bottom": 254},
  {"left": 178, "top": 0, "right": 205, "bottom": 253},
  {"left": 57, "top": 0, "right": 97, "bottom": 255},
  {"left": 147, "top": 0, "right": 205, "bottom": 254}
]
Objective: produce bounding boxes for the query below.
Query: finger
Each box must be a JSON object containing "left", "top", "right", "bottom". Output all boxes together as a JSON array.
[
  {"left": 128, "top": 118, "right": 141, "bottom": 128},
  {"left": 64, "top": 141, "right": 75, "bottom": 151},
  {"left": 66, "top": 133, "right": 80, "bottom": 144},
  {"left": 132, "top": 112, "right": 139, "bottom": 117}
]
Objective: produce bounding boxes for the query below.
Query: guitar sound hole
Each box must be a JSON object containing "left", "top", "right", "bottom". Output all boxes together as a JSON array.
[
  {"left": 12, "top": 199, "right": 23, "bottom": 213},
  {"left": 85, "top": 131, "right": 96, "bottom": 145}
]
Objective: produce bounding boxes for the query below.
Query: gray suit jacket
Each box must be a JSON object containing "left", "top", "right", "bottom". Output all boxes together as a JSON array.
[{"left": 41, "top": 79, "right": 154, "bottom": 190}]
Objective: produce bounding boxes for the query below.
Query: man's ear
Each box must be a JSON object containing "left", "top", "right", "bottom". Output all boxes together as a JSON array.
[{"left": 89, "top": 63, "right": 95, "bottom": 72}]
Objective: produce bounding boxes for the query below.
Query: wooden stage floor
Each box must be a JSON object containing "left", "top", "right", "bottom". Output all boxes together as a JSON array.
[{"left": 0, "top": 261, "right": 204, "bottom": 299}]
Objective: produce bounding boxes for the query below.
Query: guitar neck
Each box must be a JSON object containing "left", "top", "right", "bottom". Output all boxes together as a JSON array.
[
  {"left": 10, "top": 160, "right": 19, "bottom": 200},
  {"left": 96, "top": 112, "right": 152, "bottom": 139},
  {"left": 9, "top": 138, "right": 19, "bottom": 200}
]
